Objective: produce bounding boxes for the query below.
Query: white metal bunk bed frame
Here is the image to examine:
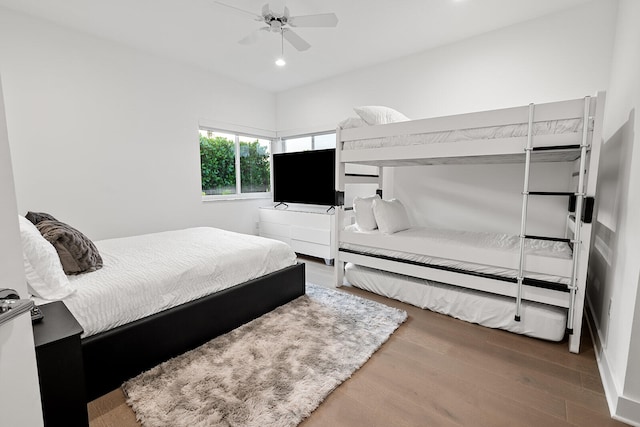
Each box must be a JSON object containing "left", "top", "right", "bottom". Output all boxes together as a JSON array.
[{"left": 333, "top": 92, "right": 605, "bottom": 353}]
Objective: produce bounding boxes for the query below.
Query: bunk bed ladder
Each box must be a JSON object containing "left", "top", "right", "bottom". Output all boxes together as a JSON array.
[
  {"left": 565, "top": 96, "right": 591, "bottom": 335},
  {"left": 515, "top": 97, "right": 592, "bottom": 332},
  {"left": 514, "top": 104, "right": 535, "bottom": 322}
]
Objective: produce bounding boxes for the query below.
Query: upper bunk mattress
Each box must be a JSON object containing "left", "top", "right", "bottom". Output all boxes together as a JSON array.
[
  {"left": 38, "top": 227, "right": 297, "bottom": 338},
  {"left": 342, "top": 118, "right": 591, "bottom": 151},
  {"left": 340, "top": 225, "right": 572, "bottom": 284}
]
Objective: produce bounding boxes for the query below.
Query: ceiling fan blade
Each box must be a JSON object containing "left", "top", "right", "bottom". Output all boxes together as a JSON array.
[
  {"left": 214, "top": 1, "right": 263, "bottom": 20},
  {"left": 288, "top": 13, "right": 338, "bottom": 28},
  {"left": 282, "top": 29, "right": 311, "bottom": 51},
  {"left": 238, "top": 27, "right": 269, "bottom": 45},
  {"left": 262, "top": 3, "right": 271, "bottom": 17}
]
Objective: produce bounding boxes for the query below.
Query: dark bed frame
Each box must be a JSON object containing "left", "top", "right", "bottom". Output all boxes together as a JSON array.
[{"left": 81, "top": 262, "right": 305, "bottom": 401}]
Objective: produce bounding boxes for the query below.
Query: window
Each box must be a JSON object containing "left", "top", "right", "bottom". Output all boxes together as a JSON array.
[
  {"left": 199, "top": 129, "right": 272, "bottom": 199},
  {"left": 282, "top": 132, "right": 335, "bottom": 153}
]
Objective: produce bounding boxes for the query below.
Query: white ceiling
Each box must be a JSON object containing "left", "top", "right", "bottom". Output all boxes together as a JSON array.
[{"left": 0, "top": 0, "right": 592, "bottom": 93}]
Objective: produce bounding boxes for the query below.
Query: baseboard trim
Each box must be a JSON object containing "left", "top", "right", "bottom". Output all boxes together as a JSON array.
[
  {"left": 586, "top": 296, "right": 640, "bottom": 427},
  {"left": 616, "top": 396, "right": 640, "bottom": 426}
]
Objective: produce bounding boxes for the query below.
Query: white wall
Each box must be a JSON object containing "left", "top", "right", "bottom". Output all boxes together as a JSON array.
[
  {"left": 588, "top": 0, "right": 640, "bottom": 424},
  {"left": 0, "top": 7, "right": 276, "bottom": 241},
  {"left": 277, "top": 0, "right": 616, "bottom": 236},
  {"left": 0, "top": 77, "right": 43, "bottom": 426}
]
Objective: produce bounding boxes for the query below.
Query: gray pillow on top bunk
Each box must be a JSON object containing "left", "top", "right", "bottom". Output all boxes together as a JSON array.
[
  {"left": 372, "top": 198, "right": 411, "bottom": 234},
  {"left": 353, "top": 194, "right": 380, "bottom": 231}
]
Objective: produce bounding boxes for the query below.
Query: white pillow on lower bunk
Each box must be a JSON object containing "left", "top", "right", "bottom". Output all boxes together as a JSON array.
[
  {"left": 18, "top": 215, "right": 75, "bottom": 300},
  {"left": 372, "top": 198, "right": 411, "bottom": 234},
  {"left": 353, "top": 194, "right": 380, "bottom": 231}
]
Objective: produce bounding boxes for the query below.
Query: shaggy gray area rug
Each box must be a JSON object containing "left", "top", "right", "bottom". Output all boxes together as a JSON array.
[{"left": 122, "top": 283, "right": 407, "bottom": 427}]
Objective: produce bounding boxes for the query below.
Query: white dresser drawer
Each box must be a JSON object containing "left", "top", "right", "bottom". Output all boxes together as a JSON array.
[
  {"left": 291, "top": 240, "right": 332, "bottom": 259},
  {"left": 259, "top": 233, "right": 291, "bottom": 246},
  {"left": 259, "top": 222, "right": 290, "bottom": 238},
  {"left": 291, "top": 226, "right": 331, "bottom": 245},
  {"left": 258, "top": 206, "right": 334, "bottom": 262}
]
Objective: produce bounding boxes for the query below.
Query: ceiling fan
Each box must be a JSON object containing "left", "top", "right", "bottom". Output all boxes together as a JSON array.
[{"left": 215, "top": 2, "right": 338, "bottom": 52}]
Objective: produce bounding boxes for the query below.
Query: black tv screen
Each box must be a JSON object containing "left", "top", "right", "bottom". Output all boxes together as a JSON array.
[{"left": 273, "top": 149, "right": 335, "bottom": 206}]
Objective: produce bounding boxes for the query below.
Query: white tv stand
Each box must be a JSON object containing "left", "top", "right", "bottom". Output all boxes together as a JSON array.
[{"left": 259, "top": 205, "right": 335, "bottom": 265}]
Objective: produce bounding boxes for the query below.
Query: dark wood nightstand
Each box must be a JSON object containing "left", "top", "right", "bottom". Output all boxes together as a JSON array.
[{"left": 32, "top": 301, "right": 89, "bottom": 427}]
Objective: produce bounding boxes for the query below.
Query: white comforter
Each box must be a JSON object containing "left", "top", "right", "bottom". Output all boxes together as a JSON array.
[
  {"left": 342, "top": 118, "right": 588, "bottom": 150},
  {"left": 42, "top": 227, "right": 297, "bottom": 337}
]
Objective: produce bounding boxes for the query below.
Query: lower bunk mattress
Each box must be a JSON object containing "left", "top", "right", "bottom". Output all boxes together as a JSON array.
[
  {"left": 344, "top": 262, "right": 567, "bottom": 342},
  {"left": 35, "top": 227, "right": 298, "bottom": 338}
]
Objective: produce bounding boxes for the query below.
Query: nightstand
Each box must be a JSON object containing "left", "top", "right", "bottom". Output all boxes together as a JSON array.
[{"left": 32, "top": 301, "right": 88, "bottom": 427}]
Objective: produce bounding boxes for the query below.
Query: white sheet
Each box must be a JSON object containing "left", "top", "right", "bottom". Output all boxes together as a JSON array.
[
  {"left": 344, "top": 263, "right": 567, "bottom": 342},
  {"left": 342, "top": 118, "right": 590, "bottom": 150},
  {"left": 35, "top": 227, "right": 297, "bottom": 337},
  {"left": 340, "top": 225, "right": 571, "bottom": 284}
]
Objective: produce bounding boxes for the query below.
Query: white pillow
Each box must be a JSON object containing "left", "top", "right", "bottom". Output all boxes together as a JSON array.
[
  {"left": 353, "top": 106, "right": 410, "bottom": 126},
  {"left": 372, "top": 199, "right": 411, "bottom": 234},
  {"left": 353, "top": 194, "right": 380, "bottom": 231},
  {"left": 18, "top": 215, "right": 74, "bottom": 300},
  {"left": 338, "top": 117, "right": 367, "bottom": 129}
]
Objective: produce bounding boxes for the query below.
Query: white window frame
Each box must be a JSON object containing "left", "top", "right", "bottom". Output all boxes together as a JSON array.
[
  {"left": 199, "top": 121, "right": 276, "bottom": 202},
  {"left": 281, "top": 130, "right": 336, "bottom": 153}
]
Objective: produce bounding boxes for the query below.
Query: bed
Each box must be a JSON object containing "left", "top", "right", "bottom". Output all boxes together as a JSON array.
[
  {"left": 23, "top": 223, "right": 305, "bottom": 400},
  {"left": 334, "top": 94, "right": 606, "bottom": 353}
]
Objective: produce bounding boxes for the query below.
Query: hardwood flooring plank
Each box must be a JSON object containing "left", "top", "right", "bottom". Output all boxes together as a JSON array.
[
  {"left": 353, "top": 340, "right": 572, "bottom": 427},
  {"left": 336, "top": 347, "right": 466, "bottom": 426},
  {"left": 299, "top": 388, "right": 404, "bottom": 427},
  {"left": 88, "top": 389, "right": 140, "bottom": 427},
  {"left": 580, "top": 372, "right": 606, "bottom": 395},
  {"left": 485, "top": 321, "right": 599, "bottom": 374},
  {"left": 566, "top": 401, "right": 627, "bottom": 426},
  {"left": 387, "top": 336, "right": 568, "bottom": 419}
]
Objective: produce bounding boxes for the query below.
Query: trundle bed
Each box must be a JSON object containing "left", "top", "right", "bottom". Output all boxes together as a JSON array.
[
  {"left": 334, "top": 93, "right": 605, "bottom": 353},
  {"left": 32, "top": 227, "right": 305, "bottom": 400}
]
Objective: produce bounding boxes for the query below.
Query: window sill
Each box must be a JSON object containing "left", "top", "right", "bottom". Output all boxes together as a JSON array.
[{"left": 201, "top": 193, "right": 272, "bottom": 202}]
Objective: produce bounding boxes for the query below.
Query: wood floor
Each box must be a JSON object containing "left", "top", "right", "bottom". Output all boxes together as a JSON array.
[{"left": 88, "top": 256, "right": 625, "bottom": 427}]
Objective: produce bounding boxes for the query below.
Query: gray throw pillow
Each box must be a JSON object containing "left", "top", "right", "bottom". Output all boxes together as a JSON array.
[
  {"left": 25, "top": 211, "right": 58, "bottom": 225},
  {"left": 36, "top": 220, "right": 103, "bottom": 275}
]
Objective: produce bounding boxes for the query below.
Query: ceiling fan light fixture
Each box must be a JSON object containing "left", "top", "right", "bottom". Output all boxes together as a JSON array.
[{"left": 275, "top": 30, "right": 286, "bottom": 67}]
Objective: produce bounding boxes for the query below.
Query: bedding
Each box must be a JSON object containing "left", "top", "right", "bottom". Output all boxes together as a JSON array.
[
  {"left": 344, "top": 263, "right": 567, "bottom": 341},
  {"left": 18, "top": 215, "right": 75, "bottom": 300},
  {"left": 353, "top": 194, "right": 380, "bottom": 231},
  {"left": 342, "top": 118, "right": 592, "bottom": 150},
  {"left": 340, "top": 225, "right": 572, "bottom": 284},
  {"left": 372, "top": 198, "right": 411, "bottom": 234},
  {"left": 36, "top": 219, "right": 103, "bottom": 275},
  {"left": 25, "top": 211, "right": 58, "bottom": 224},
  {"left": 353, "top": 105, "right": 410, "bottom": 125},
  {"left": 34, "top": 227, "right": 297, "bottom": 337}
]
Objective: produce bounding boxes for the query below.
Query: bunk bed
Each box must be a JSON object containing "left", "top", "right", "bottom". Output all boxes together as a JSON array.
[{"left": 333, "top": 93, "right": 605, "bottom": 353}]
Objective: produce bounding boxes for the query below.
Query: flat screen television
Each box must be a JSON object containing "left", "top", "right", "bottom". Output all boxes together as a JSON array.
[{"left": 273, "top": 149, "right": 335, "bottom": 206}]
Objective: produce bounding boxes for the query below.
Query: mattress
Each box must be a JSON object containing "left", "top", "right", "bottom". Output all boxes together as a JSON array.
[
  {"left": 344, "top": 263, "right": 567, "bottom": 342},
  {"left": 342, "top": 118, "right": 591, "bottom": 150},
  {"left": 35, "top": 227, "right": 297, "bottom": 337},
  {"left": 340, "top": 225, "right": 572, "bottom": 284}
]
